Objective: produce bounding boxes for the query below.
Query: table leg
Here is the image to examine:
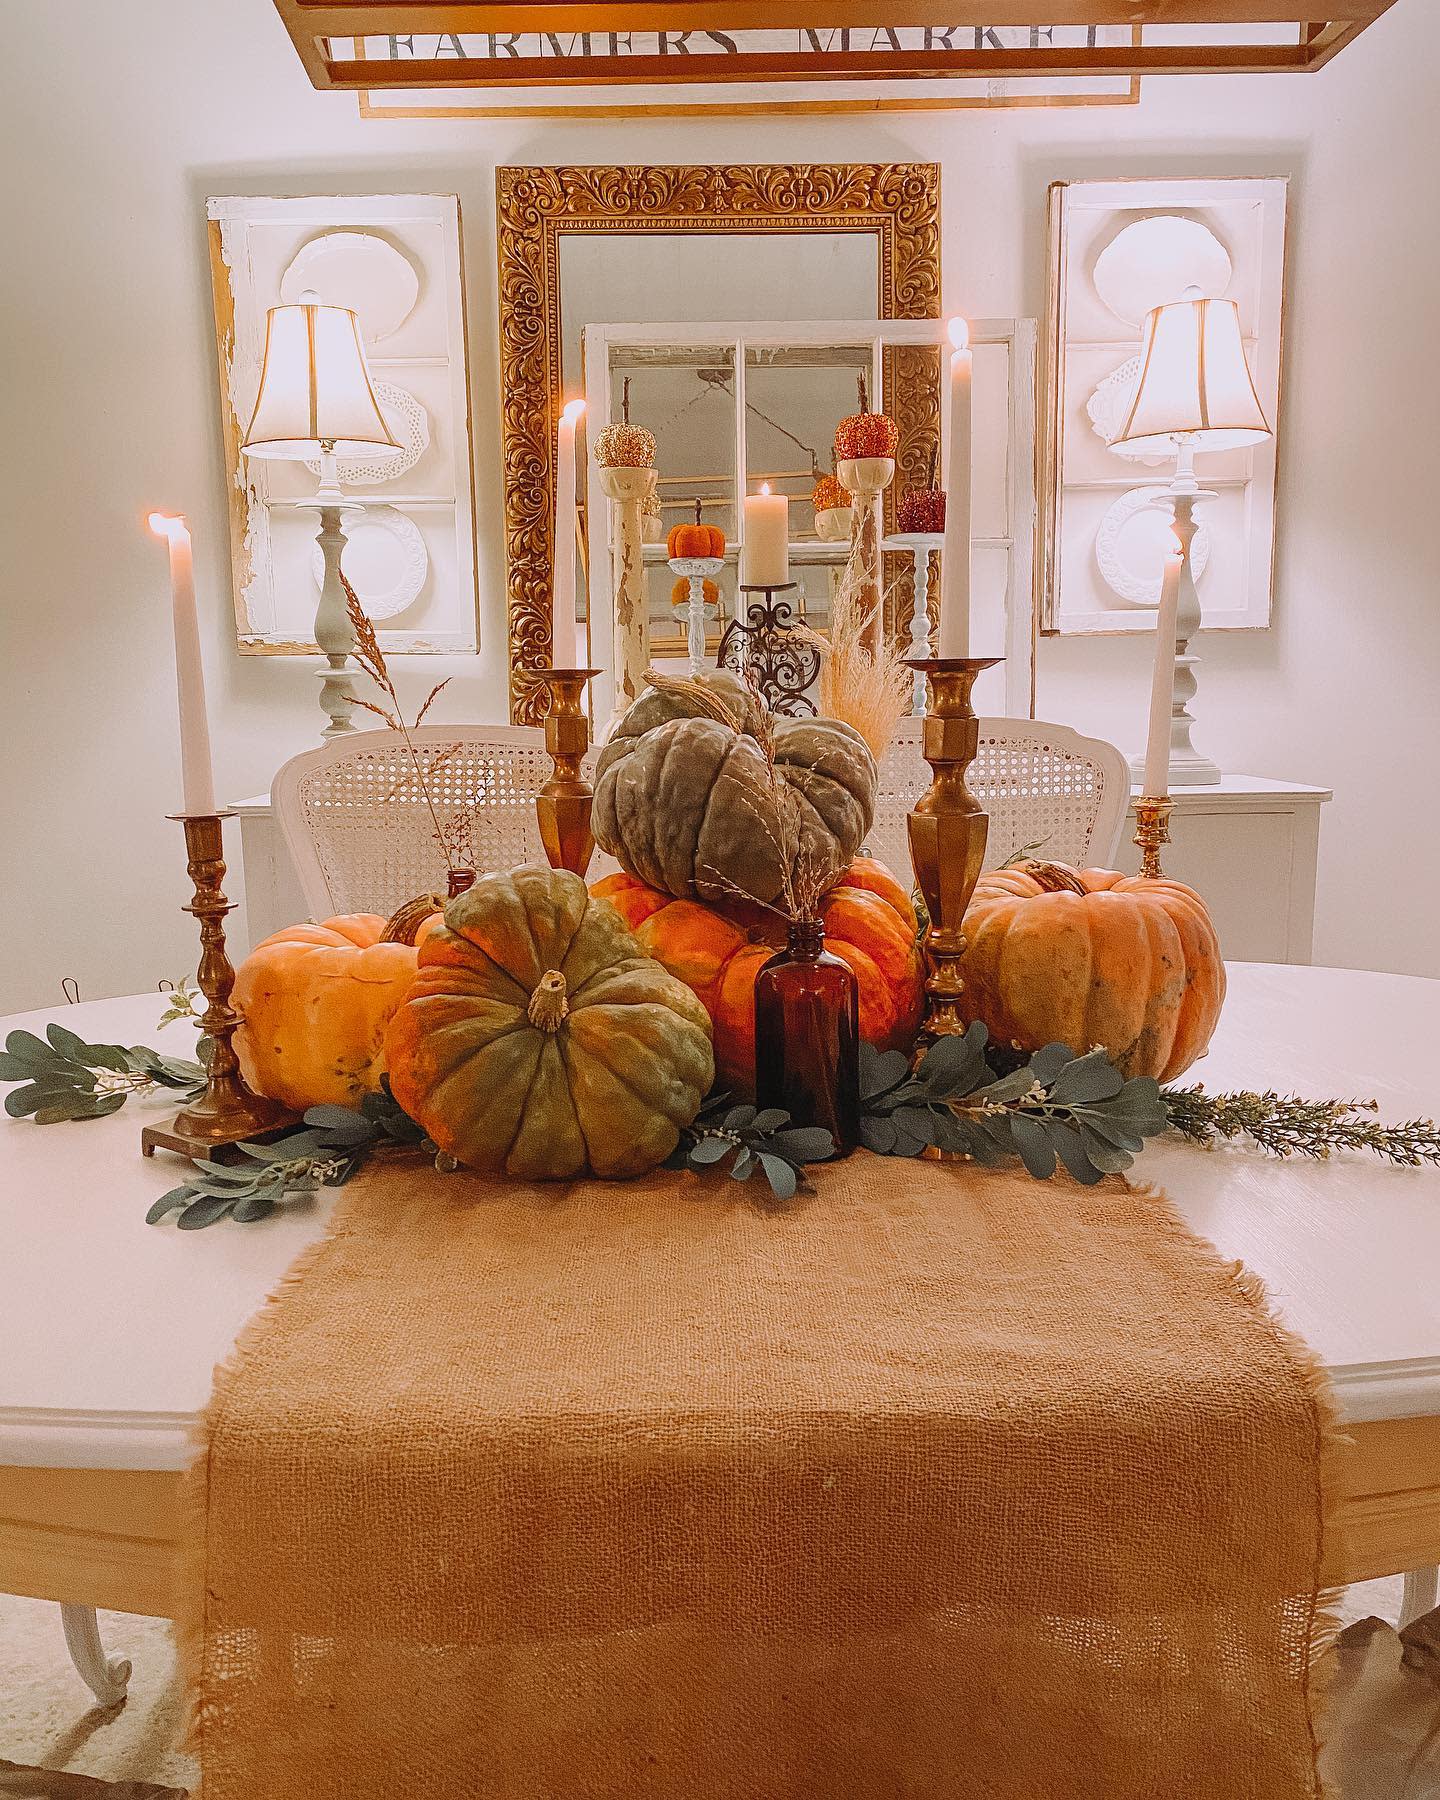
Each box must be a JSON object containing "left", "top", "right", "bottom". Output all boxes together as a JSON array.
[
  {"left": 1400, "top": 1565, "right": 1440, "bottom": 1629},
  {"left": 59, "top": 1603, "right": 131, "bottom": 1706}
]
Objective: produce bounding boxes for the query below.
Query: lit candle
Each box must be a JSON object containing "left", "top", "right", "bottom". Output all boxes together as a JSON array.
[
  {"left": 938, "top": 316, "right": 973, "bottom": 658},
  {"left": 148, "top": 513, "right": 216, "bottom": 816},
  {"left": 552, "top": 398, "right": 585, "bottom": 667},
  {"left": 741, "top": 483, "right": 790, "bottom": 588},
  {"left": 1142, "top": 550, "right": 1184, "bottom": 799}
]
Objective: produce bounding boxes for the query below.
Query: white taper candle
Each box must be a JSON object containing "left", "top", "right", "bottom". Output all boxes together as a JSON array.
[
  {"left": 938, "top": 317, "right": 973, "bottom": 658},
  {"left": 149, "top": 513, "right": 216, "bottom": 816},
  {"left": 1142, "top": 550, "right": 1184, "bottom": 800},
  {"left": 552, "top": 399, "right": 585, "bottom": 666}
]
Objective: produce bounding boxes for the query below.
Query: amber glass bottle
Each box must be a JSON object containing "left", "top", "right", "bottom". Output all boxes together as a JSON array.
[{"left": 753, "top": 917, "right": 860, "bottom": 1156}]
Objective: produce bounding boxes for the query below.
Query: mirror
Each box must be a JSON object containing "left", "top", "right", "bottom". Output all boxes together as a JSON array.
[{"left": 496, "top": 163, "right": 942, "bottom": 724}]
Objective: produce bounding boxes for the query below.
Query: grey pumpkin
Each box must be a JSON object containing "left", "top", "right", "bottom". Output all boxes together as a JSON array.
[{"left": 592, "top": 671, "right": 878, "bottom": 906}]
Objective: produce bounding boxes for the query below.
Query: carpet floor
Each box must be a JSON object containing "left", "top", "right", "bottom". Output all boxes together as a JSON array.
[{"left": 0, "top": 1579, "right": 1431, "bottom": 1796}]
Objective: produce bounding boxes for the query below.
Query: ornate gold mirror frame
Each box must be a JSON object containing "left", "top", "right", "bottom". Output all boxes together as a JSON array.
[{"left": 497, "top": 162, "right": 941, "bottom": 724}]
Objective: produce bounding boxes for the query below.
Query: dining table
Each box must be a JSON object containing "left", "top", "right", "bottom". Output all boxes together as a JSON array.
[{"left": 2, "top": 961, "right": 1438, "bottom": 1706}]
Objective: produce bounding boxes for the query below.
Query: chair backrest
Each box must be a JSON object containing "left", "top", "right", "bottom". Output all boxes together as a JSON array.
[
  {"left": 273, "top": 725, "right": 597, "bottom": 920},
  {"left": 869, "top": 717, "right": 1132, "bottom": 884}
]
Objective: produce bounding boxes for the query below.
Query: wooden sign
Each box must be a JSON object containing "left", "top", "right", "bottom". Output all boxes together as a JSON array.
[{"left": 273, "top": 3, "right": 1398, "bottom": 117}]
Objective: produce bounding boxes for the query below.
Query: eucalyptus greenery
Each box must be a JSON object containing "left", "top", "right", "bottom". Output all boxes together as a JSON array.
[
  {"left": 146, "top": 1088, "right": 437, "bottom": 1231},
  {"left": 666, "top": 1098, "right": 836, "bottom": 1199},
  {"left": 859, "top": 1024, "right": 1170, "bottom": 1184},
  {"left": 0, "top": 1024, "right": 205, "bottom": 1125}
]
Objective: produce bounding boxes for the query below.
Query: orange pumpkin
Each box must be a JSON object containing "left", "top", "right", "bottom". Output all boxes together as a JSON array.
[
  {"left": 595, "top": 856, "right": 924, "bottom": 1093},
  {"left": 811, "top": 472, "right": 852, "bottom": 515},
  {"left": 671, "top": 577, "right": 720, "bottom": 608},
  {"left": 668, "top": 498, "right": 727, "bottom": 560},
  {"left": 233, "top": 904, "right": 442, "bottom": 1111},
  {"left": 959, "top": 861, "right": 1225, "bottom": 1081}
]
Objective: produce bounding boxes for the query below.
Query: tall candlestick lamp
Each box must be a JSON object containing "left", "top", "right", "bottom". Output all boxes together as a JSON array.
[
  {"left": 240, "top": 293, "right": 399, "bottom": 740},
  {"left": 1111, "top": 288, "right": 1271, "bottom": 786}
]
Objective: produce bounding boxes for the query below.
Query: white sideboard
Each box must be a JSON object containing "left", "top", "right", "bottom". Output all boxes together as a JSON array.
[{"left": 233, "top": 773, "right": 1330, "bottom": 968}]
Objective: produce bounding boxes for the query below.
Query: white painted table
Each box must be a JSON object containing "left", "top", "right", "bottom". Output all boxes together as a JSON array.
[{"left": 3, "top": 968, "right": 1438, "bottom": 1665}]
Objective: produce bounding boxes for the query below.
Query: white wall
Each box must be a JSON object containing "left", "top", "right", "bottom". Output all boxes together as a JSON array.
[{"left": 1, "top": 0, "right": 1436, "bottom": 1013}]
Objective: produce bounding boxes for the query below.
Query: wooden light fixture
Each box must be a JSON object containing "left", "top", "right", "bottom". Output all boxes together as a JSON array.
[{"left": 274, "top": 1, "right": 1398, "bottom": 91}]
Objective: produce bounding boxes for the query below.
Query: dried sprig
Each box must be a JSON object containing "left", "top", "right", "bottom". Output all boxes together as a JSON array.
[
  {"left": 803, "top": 555, "right": 911, "bottom": 762},
  {"left": 1161, "top": 1086, "right": 1440, "bottom": 1165},
  {"left": 342, "top": 574, "right": 467, "bottom": 879}
]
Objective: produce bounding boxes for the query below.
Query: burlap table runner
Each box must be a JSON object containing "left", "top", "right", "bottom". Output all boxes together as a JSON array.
[{"left": 182, "top": 1154, "right": 1338, "bottom": 1799}]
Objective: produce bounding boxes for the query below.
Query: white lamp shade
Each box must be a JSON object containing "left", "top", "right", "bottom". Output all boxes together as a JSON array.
[
  {"left": 241, "top": 302, "right": 400, "bottom": 460},
  {"left": 1113, "top": 295, "right": 1271, "bottom": 455}
]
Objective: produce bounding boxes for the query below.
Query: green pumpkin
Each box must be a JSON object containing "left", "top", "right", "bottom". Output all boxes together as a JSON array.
[
  {"left": 593, "top": 673, "right": 877, "bottom": 907},
  {"left": 384, "top": 865, "right": 714, "bottom": 1180}
]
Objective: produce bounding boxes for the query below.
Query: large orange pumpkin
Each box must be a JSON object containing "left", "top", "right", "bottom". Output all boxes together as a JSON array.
[
  {"left": 233, "top": 905, "right": 441, "bottom": 1111},
  {"left": 958, "top": 861, "right": 1225, "bottom": 1081},
  {"left": 595, "top": 856, "right": 924, "bottom": 1093}
]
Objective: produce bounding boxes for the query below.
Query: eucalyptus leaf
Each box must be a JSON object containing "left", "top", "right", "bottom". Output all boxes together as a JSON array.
[
  {"left": 303, "top": 1105, "right": 377, "bottom": 1143},
  {"left": 688, "top": 1135, "right": 732, "bottom": 1166},
  {"left": 176, "top": 1195, "right": 237, "bottom": 1230},
  {"left": 770, "top": 1125, "right": 836, "bottom": 1162},
  {"left": 860, "top": 1115, "right": 898, "bottom": 1154},
  {"left": 4, "top": 1030, "right": 53, "bottom": 1065},
  {"left": 1028, "top": 1042, "right": 1074, "bottom": 1086},
  {"left": 750, "top": 1107, "right": 789, "bottom": 1134},
  {"left": 966, "top": 1067, "right": 1040, "bottom": 1107},
  {"left": 0, "top": 1050, "right": 39, "bottom": 1081},
  {"left": 44, "top": 1022, "right": 91, "bottom": 1062},
  {"left": 1009, "top": 1112, "right": 1057, "bottom": 1180},
  {"left": 758, "top": 1154, "right": 798, "bottom": 1199},
  {"left": 1050, "top": 1121, "right": 1105, "bottom": 1186},
  {"left": 723, "top": 1105, "right": 757, "bottom": 1131},
  {"left": 859, "top": 1046, "right": 911, "bottom": 1101},
  {"left": 1046, "top": 1050, "right": 1125, "bottom": 1107},
  {"left": 1073, "top": 1125, "right": 1136, "bottom": 1175},
  {"left": 730, "top": 1148, "right": 755, "bottom": 1181},
  {"left": 231, "top": 1191, "right": 278, "bottom": 1224},
  {"left": 81, "top": 1041, "right": 131, "bottom": 1074},
  {"left": 145, "top": 1186, "right": 196, "bottom": 1224}
]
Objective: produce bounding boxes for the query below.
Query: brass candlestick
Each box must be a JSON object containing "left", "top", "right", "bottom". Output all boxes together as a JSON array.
[
  {"left": 141, "top": 812, "right": 293, "bottom": 1161},
  {"left": 1132, "top": 795, "right": 1174, "bottom": 881},
  {"left": 903, "top": 657, "right": 1003, "bottom": 1038},
  {"left": 536, "top": 668, "right": 600, "bottom": 878}
]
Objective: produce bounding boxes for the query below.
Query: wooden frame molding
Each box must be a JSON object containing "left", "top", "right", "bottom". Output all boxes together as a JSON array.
[
  {"left": 273, "top": 2, "right": 1398, "bottom": 88},
  {"left": 495, "top": 162, "right": 940, "bottom": 724}
]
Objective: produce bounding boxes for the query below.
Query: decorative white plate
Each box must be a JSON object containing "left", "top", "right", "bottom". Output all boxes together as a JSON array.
[
  {"left": 1085, "top": 358, "right": 1171, "bottom": 467},
  {"left": 312, "top": 505, "right": 428, "bottom": 621},
  {"left": 280, "top": 231, "right": 420, "bottom": 343},
  {"left": 303, "top": 381, "right": 430, "bottom": 487},
  {"left": 1092, "top": 216, "right": 1233, "bottom": 328},
  {"left": 1094, "top": 486, "right": 1212, "bottom": 609}
]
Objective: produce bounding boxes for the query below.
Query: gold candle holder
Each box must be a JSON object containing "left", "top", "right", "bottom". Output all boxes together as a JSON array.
[
  {"left": 536, "top": 668, "right": 600, "bottom": 878},
  {"left": 903, "top": 657, "right": 1003, "bottom": 1039},
  {"left": 1132, "top": 795, "right": 1174, "bottom": 881},
  {"left": 141, "top": 812, "right": 293, "bottom": 1161}
]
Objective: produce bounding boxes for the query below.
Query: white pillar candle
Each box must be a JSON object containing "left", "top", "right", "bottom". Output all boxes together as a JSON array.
[
  {"left": 741, "top": 483, "right": 789, "bottom": 588},
  {"left": 938, "top": 317, "right": 973, "bottom": 658},
  {"left": 149, "top": 513, "right": 216, "bottom": 815},
  {"left": 552, "top": 398, "right": 585, "bottom": 667},
  {"left": 1142, "top": 551, "right": 1184, "bottom": 799}
]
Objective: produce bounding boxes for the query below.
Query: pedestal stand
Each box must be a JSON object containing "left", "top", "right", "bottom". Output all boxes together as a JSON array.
[
  {"left": 598, "top": 465, "right": 656, "bottom": 725},
  {"left": 141, "top": 812, "right": 294, "bottom": 1161},
  {"left": 884, "top": 532, "right": 945, "bottom": 713},
  {"left": 668, "top": 555, "right": 724, "bottom": 677},
  {"left": 837, "top": 456, "right": 896, "bottom": 656},
  {"left": 535, "top": 668, "right": 600, "bottom": 878}
]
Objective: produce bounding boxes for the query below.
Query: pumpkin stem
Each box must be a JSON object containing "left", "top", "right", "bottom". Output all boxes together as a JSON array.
[
  {"left": 857, "top": 369, "right": 870, "bottom": 414},
  {"left": 622, "top": 376, "right": 631, "bottom": 425},
  {"left": 527, "top": 969, "right": 570, "bottom": 1031},
  {"left": 1016, "top": 860, "right": 1088, "bottom": 894},
  {"left": 694, "top": 496, "right": 703, "bottom": 526},
  {"left": 382, "top": 892, "right": 446, "bottom": 945}
]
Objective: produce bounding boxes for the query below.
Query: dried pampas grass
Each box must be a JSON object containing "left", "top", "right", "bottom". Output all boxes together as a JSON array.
[{"left": 804, "top": 552, "right": 911, "bottom": 762}]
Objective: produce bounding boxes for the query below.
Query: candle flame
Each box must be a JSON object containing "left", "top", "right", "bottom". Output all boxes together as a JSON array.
[
  {"left": 947, "top": 316, "right": 970, "bottom": 352},
  {"left": 561, "top": 399, "right": 586, "bottom": 422},
  {"left": 759, "top": 482, "right": 771, "bottom": 496},
  {"left": 148, "top": 511, "right": 189, "bottom": 540}
]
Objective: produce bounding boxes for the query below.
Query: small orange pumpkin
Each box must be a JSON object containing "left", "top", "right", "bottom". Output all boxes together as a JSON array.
[
  {"left": 668, "top": 497, "right": 727, "bottom": 560},
  {"left": 811, "top": 472, "right": 852, "bottom": 515},
  {"left": 834, "top": 371, "right": 899, "bottom": 462},
  {"left": 595, "top": 856, "right": 924, "bottom": 1094},
  {"left": 233, "top": 903, "right": 441, "bottom": 1111},
  {"left": 671, "top": 576, "right": 720, "bottom": 608},
  {"left": 959, "top": 861, "right": 1225, "bottom": 1081}
]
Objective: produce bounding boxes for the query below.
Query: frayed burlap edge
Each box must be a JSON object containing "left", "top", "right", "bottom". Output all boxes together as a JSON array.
[{"left": 174, "top": 1165, "right": 1348, "bottom": 1797}]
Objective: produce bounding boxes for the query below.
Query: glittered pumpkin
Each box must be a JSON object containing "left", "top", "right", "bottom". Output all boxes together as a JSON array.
[
  {"left": 668, "top": 499, "right": 726, "bottom": 560},
  {"left": 233, "top": 904, "right": 442, "bottom": 1111},
  {"left": 897, "top": 487, "right": 946, "bottom": 533},
  {"left": 592, "top": 672, "right": 878, "bottom": 909},
  {"left": 959, "top": 861, "right": 1226, "bottom": 1081},
  {"left": 595, "top": 375, "right": 656, "bottom": 470},
  {"left": 811, "top": 472, "right": 852, "bottom": 515},
  {"left": 834, "top": 373, "right": 899, "bottom": 462},
  {"left": 670, "top": 577, "right": 720, "bottom": 608},
  {"left": 384, "top": 866, "right": 714, "bottom": 1180},
  {"left": 596, "top": 856, "right": 924, "bottom": 1093}
]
